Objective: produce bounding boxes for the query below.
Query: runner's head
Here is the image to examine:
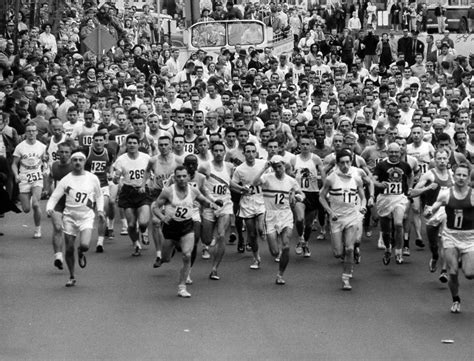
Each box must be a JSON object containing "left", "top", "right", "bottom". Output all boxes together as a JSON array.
[
  {"left": 434, "top": 149, "right": 449, "bottom": 170},
  {"left": 183, "top": 154, "right": 198, "bottom": 176},
  {"left": 453, "top": 163, "right": 470, "bottom": 187},
  {"left": 336, "top": 148, "right": 352, "bottom": 174},
  {"left": 387, "top": 142, "right": 401, "bottom": 163},
  {"left": 174, "top": 165, "right": 189, "bottom": 187}
]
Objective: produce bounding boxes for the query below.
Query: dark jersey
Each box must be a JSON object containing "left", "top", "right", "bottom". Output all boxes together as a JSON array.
[
  {"left": 85, "top": 147, "right": 114, "bottom": 187},
  {"left": 421, "top": 169, "right": 453, "bottom": 206},
  {"left": 109, "top": 127, "right": 133, "bottom": 147},
  {"left": 51, "top": 161, "right": 73, "bottom": 183},
  {"left": 446, "top": 188, "right": 474, "bottom": 230},
  {"left": 374, "top": 160, "right": 412, "bottom": 196}
]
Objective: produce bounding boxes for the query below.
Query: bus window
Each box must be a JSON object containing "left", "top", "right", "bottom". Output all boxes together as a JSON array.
[
  {"left": 461, "top": 0, "right": 469, "bottom": 5},
  {"left": 228, "top": 22, "right": 264, "bottom": 46},
  {"left": 191, "top": 23, "right": 226, "bottom": 48},
  {"left": 448, "top": 0, "right": 459, "bottom": 5}
]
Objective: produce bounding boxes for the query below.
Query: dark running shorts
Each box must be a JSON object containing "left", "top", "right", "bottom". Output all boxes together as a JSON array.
[
  {"left": 162, "top": 219, "right": 194, "bottom": 241},
  {"left": 118, "top": 184, "right": 152, "bottom": 209},
  {"left": 303, "top": 191, "right": 321, "bottom": 212}
]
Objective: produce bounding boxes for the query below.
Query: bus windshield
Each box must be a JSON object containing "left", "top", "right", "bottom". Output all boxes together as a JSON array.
[{"left": 191, "top": 21, "right": 265, "bottom": 48}]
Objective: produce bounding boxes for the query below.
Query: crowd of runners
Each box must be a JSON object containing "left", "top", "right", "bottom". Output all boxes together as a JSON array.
[{"left": 1, "top": 1, "right": 474, "bottom": 314}]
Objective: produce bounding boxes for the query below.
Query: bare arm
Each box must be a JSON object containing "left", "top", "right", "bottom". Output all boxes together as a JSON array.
[
  {"left": 319, "top": 176, "right": 337, "bottom": 220},
  {"left": 411, "top": 171, "right": 436, "bottom": 198}
]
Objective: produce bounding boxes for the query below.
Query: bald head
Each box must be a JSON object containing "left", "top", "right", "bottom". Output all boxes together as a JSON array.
[{"left": 387, "top": 142, "right": 400, "bottom": 152}]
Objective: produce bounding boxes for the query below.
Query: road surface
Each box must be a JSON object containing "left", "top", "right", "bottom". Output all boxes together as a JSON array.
[{"left": 1, "top": 204, "right": 473, "bottom": 360}]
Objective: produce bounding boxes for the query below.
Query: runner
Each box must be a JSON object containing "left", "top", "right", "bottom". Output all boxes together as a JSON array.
[
  {"left": 425, "top": 163, "right": 474, "bottom": 313},
  {"left": 319, "top": 149, "right": 367, "bottom": 290},
  {"left": 232, "top": 142, "right": 267, "bottom": 269},
  {"left": 147, "top": 136, "right": 182, "bottom": 267},
  {"left": 199, "top": 141, "right": 235, "bottom": 280},
  {"left": 373, "top": 143, "right": 413, "bottom": 265},
  {"left": 406, "top": 124, "right": 435, "bottom": 250},
  {"left": 291, "top": 135, "right": 325, "bottom": 258},
  {"left": 12, "top": 122, "right": 47, "bottom": 238},
  {"left": 46, "top": 151, "right": 105, "bottom": 287},
  {"left": 253, "top": 155, "right": 304, "bottom": 284},
  {"left": 411, "top": 149, "right": 452, "bottom": 282},
  {"left": 113, "top": 134, "right": 151, "bottom": 256},
  {"left": 46, "top": 141, "right": 74, "bottom": 270},
  {"left": 84, "top": 131, "right": 115, "bottom": 253},
  {"left": 152, "top": 166, "right": 221, "bottom": 298}
]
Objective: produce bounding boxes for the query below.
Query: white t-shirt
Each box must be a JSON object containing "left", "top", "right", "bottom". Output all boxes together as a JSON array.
[
  {"left": 114, "top": 152, "right": 151, "bottom": 187},
  {"left": 13, "top": 140, "right": 46, "bottom": 178}
]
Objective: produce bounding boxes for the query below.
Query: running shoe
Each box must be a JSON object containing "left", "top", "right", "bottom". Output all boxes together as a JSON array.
[
  {"left": 275, "top": 275, "right": 286, "bottom": 285},
  {"left": 383, "top": 251, "right": 391, "bottom": 265},
  {"left": 132, "top": 244, "right": 141, "bottom": 257},
  {"left": 402, "top": 247, "right": 410, "bottom": 257},
  {"left": 177, "top": 285, "right": 191, "bottom": 298},
  {"left": 366, "top": 231, "right": 372, "bottom": 238},
  {"left": 246, "top": 243, "right": 252, "bottom": 252},
  {"left": 316, "top": 230, "right": 325, "bottom": 240},
  {"left": 120, "top": 226, "right": 128, "bottom": 236},
  {"left": 303, "top": 243, "right": 311, "bottom": 258},
  {"left": 295, "top": 242, "right": 303, "bottom": 255},
  {"left": 33, "top": 229, "right": 42, "bottom": 239},
  {"left": 65, "top": 278, "right": 76, "bottom": 287},
  {"left": 342, "top": 275, "right": 352, "bottom": 290},
  {"left": 354, "top": 246, "right": 361, "bottom": 264},
  {"left": 415, "top": 239, "right": 425, "bottom": 248},
  {"left": 377, "top": 235, "right": 385, "bottom": 250},
  {"left": 227, "top": 233, "right": 237, "bottom": 244},
  {"left": 237, "top": 241, "right": 245, "bottom": 253},
  {"left": 439, "top": 270, "right": 448, "bottom": 283},
  {"left": 54, "top": 259, "right": 63, "bottom": 270},
  {"left": 153, "top": 257, "right": 162, "bottom": 268},
  {"left": 141, "top": 232, "right": 149, "bottom": 246},
  {"left": 107, "top": 229, "right": 115, "bottom": 239},
  {"left": 201, "top": 247, "right": 210, "bottom": 259},
  {"left": 96, "top": 244, "right": 104, "bottom": 253},
  {"left": 250, "top": 258, "right": 261, "bottom": 270},
  {"left": 395, "top": 254, "right": 404, "bottom": 264},
  {"left": 78, "top": 249, "right": 87, "bottom": 268},
  {"left": 429, "top": 259, "right": 438, "bottom": 273},
  {"left": 450, "top": 301, "right": 461, "bottom": 313},
  {"left": 209, "top": 270, "right": 220, "bottom": 280}
]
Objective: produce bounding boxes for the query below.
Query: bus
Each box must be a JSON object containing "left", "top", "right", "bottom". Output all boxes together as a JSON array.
[
  {"left": 178, "top": 19, "right": 293, "bottom": 64},
  {"left": 425, "top": 0, "right": 474, "bottom": 33}
]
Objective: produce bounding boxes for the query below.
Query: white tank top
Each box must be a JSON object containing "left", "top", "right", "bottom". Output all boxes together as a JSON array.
[
  {"left": 294, "top": 154, "right": 319, "bottom": 192},
  {"left": 165, "top": 184, "right": 195, "bottom": 222},
  {"left": 207, "top": 161, "right": 231, "bottom": 202},
  {"left": 48, "top": 134, "right": 67, "bottom": 166},
  {"left": 328, "top": 171, "right": 359, "bottom": 217}
]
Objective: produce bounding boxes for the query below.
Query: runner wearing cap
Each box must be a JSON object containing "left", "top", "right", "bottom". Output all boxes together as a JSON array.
[{"left": 46, "top": 150, "right": 105, "bottom": 287}]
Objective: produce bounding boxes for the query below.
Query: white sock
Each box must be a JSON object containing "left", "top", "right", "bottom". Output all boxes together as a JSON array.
[
  {"left": 121, "top": 218, "right": 127, "bottom": 227},
  {"left": 134, "top": 241, "right": 141, "bottom": 249},
  {"left": 54, "top": 252, "right": 63, "bottom": 261},
  {"left": 97, "top": 236, "right": 104, "bottom": 246},
  {"left": 156, "top": 250, "right": 162, "bottom": 258},
  {"left": 108, "top": 218, "right": 114, "bottom": 230},
  {"left": 35, "top": 226, "right": 41, "bottom": 232}
]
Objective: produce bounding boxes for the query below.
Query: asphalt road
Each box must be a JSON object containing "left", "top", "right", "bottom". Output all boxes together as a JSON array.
[{"left": 1, "top": 203, "right": 474, "bottom": 361}]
